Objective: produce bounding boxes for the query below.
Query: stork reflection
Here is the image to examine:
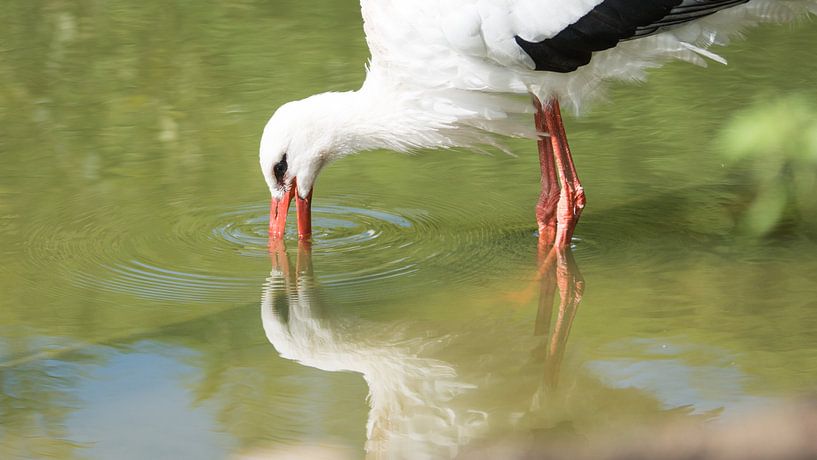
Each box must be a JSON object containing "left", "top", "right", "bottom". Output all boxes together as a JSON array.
[
  {"left": 262, "top": 240, "right": 487, "bottom": 458},
  {"left": 260, "top": 237, "right": 583, "bottom": 458}
]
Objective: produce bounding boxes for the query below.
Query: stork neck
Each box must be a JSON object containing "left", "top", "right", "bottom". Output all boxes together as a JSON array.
[{"left": 326, "top": 81, "right": 448, "bottom": 156}]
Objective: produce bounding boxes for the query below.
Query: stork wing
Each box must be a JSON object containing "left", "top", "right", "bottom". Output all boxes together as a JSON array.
[
  {"left": 358, "top": 0, "right": 812, "bottom": 115},
  {"left": 360, "top": 0, "right": 756, "bottom": 86},
  {"left": 359, "top": 0, "right": 606, "bottom": 91},
  {"left": 634, "top": 0, "right": 751, "bottom": 36},
  {"left": 516, "top": 0, "right": 750, "bottom": 72}
]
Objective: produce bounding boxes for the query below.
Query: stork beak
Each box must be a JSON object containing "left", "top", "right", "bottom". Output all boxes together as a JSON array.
[
  {"left": 295, "top": 183, "right": 313, "bottom": 240},
  {"left": 269, "top": 179, "right": 313, "bottom": 240}
]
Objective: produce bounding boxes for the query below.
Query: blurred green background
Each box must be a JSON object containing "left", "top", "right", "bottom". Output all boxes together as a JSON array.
[{"left": 1, "top": 1, "right": 816, "bottom": 459}]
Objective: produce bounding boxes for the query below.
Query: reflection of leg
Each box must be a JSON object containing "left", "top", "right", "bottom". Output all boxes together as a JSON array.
[
  {"left": 538, "top": 98, "right": 586, "bottom": 248},
  {"left": 544, "top": 249, "right": 584, "bottom": 389},
  {"left": 535, "top": 235, "right": 584, "bottom": 390},
  {"left": 534, "top": 237, "right": 557, "bottom": 336}
]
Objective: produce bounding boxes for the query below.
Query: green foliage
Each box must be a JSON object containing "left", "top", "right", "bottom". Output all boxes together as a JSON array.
[{"left": 719, "top": 94, "right": 817, "bottom": 236}]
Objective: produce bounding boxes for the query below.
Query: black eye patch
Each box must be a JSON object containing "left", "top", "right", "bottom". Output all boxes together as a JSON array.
[{"left": 273, "top": 154, "right": 288, "bottom": 184}]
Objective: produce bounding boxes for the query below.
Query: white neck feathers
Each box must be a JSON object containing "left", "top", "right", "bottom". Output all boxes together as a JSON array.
[{"left": 295, "top": 70, "right": 535, "bottom": 161}]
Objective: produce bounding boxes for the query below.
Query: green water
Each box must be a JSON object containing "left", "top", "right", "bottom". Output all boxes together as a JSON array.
[{"left": 2, "top": 2, "right": 817, "bottom": 459}]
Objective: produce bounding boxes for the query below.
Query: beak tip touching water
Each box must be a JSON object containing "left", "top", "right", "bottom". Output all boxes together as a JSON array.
[{"left": 269, "top": 179, "right": 313, "bottom": 241}]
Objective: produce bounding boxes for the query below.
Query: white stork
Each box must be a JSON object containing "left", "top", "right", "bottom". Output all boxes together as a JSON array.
[{"left": 260, "top": 0, "right": 817, "bottom": 247}]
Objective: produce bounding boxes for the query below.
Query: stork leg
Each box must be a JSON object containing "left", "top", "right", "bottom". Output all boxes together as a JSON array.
[
  {"left": 534, "top": 98, "right": 559, "bottom": 244},
  {"left": 533, "top": 97, "right": 586, "bottom": 248}
]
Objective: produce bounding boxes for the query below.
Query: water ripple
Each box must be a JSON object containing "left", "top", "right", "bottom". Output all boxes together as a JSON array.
[
  {"left": 73, "top": 261, "right": 255, "bottom": 303},
  {"left": 27, "top": 191, "right": 530, "bottom": 303}
]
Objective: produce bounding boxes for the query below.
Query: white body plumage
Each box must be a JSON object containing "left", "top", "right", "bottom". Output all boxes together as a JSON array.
[{"left": 261, "top": 0, "right": 815, "bottom": 202}]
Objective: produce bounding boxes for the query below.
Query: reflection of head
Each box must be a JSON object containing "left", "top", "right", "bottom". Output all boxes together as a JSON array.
[{"left": 260, "top": 247, "right": 487, "bottom": 459}]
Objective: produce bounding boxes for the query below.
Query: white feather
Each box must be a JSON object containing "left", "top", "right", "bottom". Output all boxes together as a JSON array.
[
  {"left": 260, "top": 0, "right": 816, "bottom": 196},
  {"left": 360, "top": 0, "right": 815, "bottom": 114}
]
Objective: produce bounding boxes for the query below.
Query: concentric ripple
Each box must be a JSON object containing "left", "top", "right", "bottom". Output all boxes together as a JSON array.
[
  {"left": 208, "top": 199, "right": 419, "bottom": 257},
  {"left": 26, "top": 190, "right": 539, "bottom": 304},
  {"left": 199, "top": 193, "right": 527, "bottom": 302},
  {"left": 74, "top": 260, "right": 256, "bottom": 304}
]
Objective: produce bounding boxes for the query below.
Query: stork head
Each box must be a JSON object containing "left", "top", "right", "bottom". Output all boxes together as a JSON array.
[{"left": 260, "top": 94, "right": 341, "bottom": 240}]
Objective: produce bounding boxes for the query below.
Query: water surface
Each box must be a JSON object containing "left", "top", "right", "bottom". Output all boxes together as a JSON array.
[{"left": 2, "top": 2, "right": 817, "bottom": 459}]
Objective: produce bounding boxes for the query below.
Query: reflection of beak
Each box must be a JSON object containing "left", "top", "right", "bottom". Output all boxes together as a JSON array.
[{"left": 269, "top": 178, "right": 313, "bottom": 240}]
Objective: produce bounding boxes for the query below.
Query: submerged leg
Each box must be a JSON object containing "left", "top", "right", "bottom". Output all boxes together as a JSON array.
[{"left": 533, "top": 97, "right": 586, "bottom": 248}]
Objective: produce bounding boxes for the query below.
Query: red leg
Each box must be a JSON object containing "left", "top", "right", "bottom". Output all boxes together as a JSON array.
[
  {"left": 533, "top": 97, "right": 586, "bottom": 248},
  {"left": 545, "top": 99, "right": 586, "bottom": 246},
  {"left": 533, "top": 97, "right": 559, "bottom": 245}
]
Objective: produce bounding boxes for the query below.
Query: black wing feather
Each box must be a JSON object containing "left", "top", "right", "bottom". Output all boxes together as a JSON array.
[
  {"left": 633, "top": 0, "right": 750, "bottom": 36},
  {"left": 515, "top": 0, "right": 749, "bottom": 73}
]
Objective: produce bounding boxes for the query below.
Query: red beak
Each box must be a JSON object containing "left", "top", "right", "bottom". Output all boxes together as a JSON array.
[{"left": 269, "top": 179, "right": 313, "bottom": 240}]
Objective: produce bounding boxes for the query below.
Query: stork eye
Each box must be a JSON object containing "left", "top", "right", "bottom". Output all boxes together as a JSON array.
[{"left": 273, "top": 154, "right": 288, "bottom": 184}]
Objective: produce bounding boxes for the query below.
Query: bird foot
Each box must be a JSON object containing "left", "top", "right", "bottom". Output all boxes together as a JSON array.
[{"left": 537, "top": 183, "right": 584, "bottom": 249}]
